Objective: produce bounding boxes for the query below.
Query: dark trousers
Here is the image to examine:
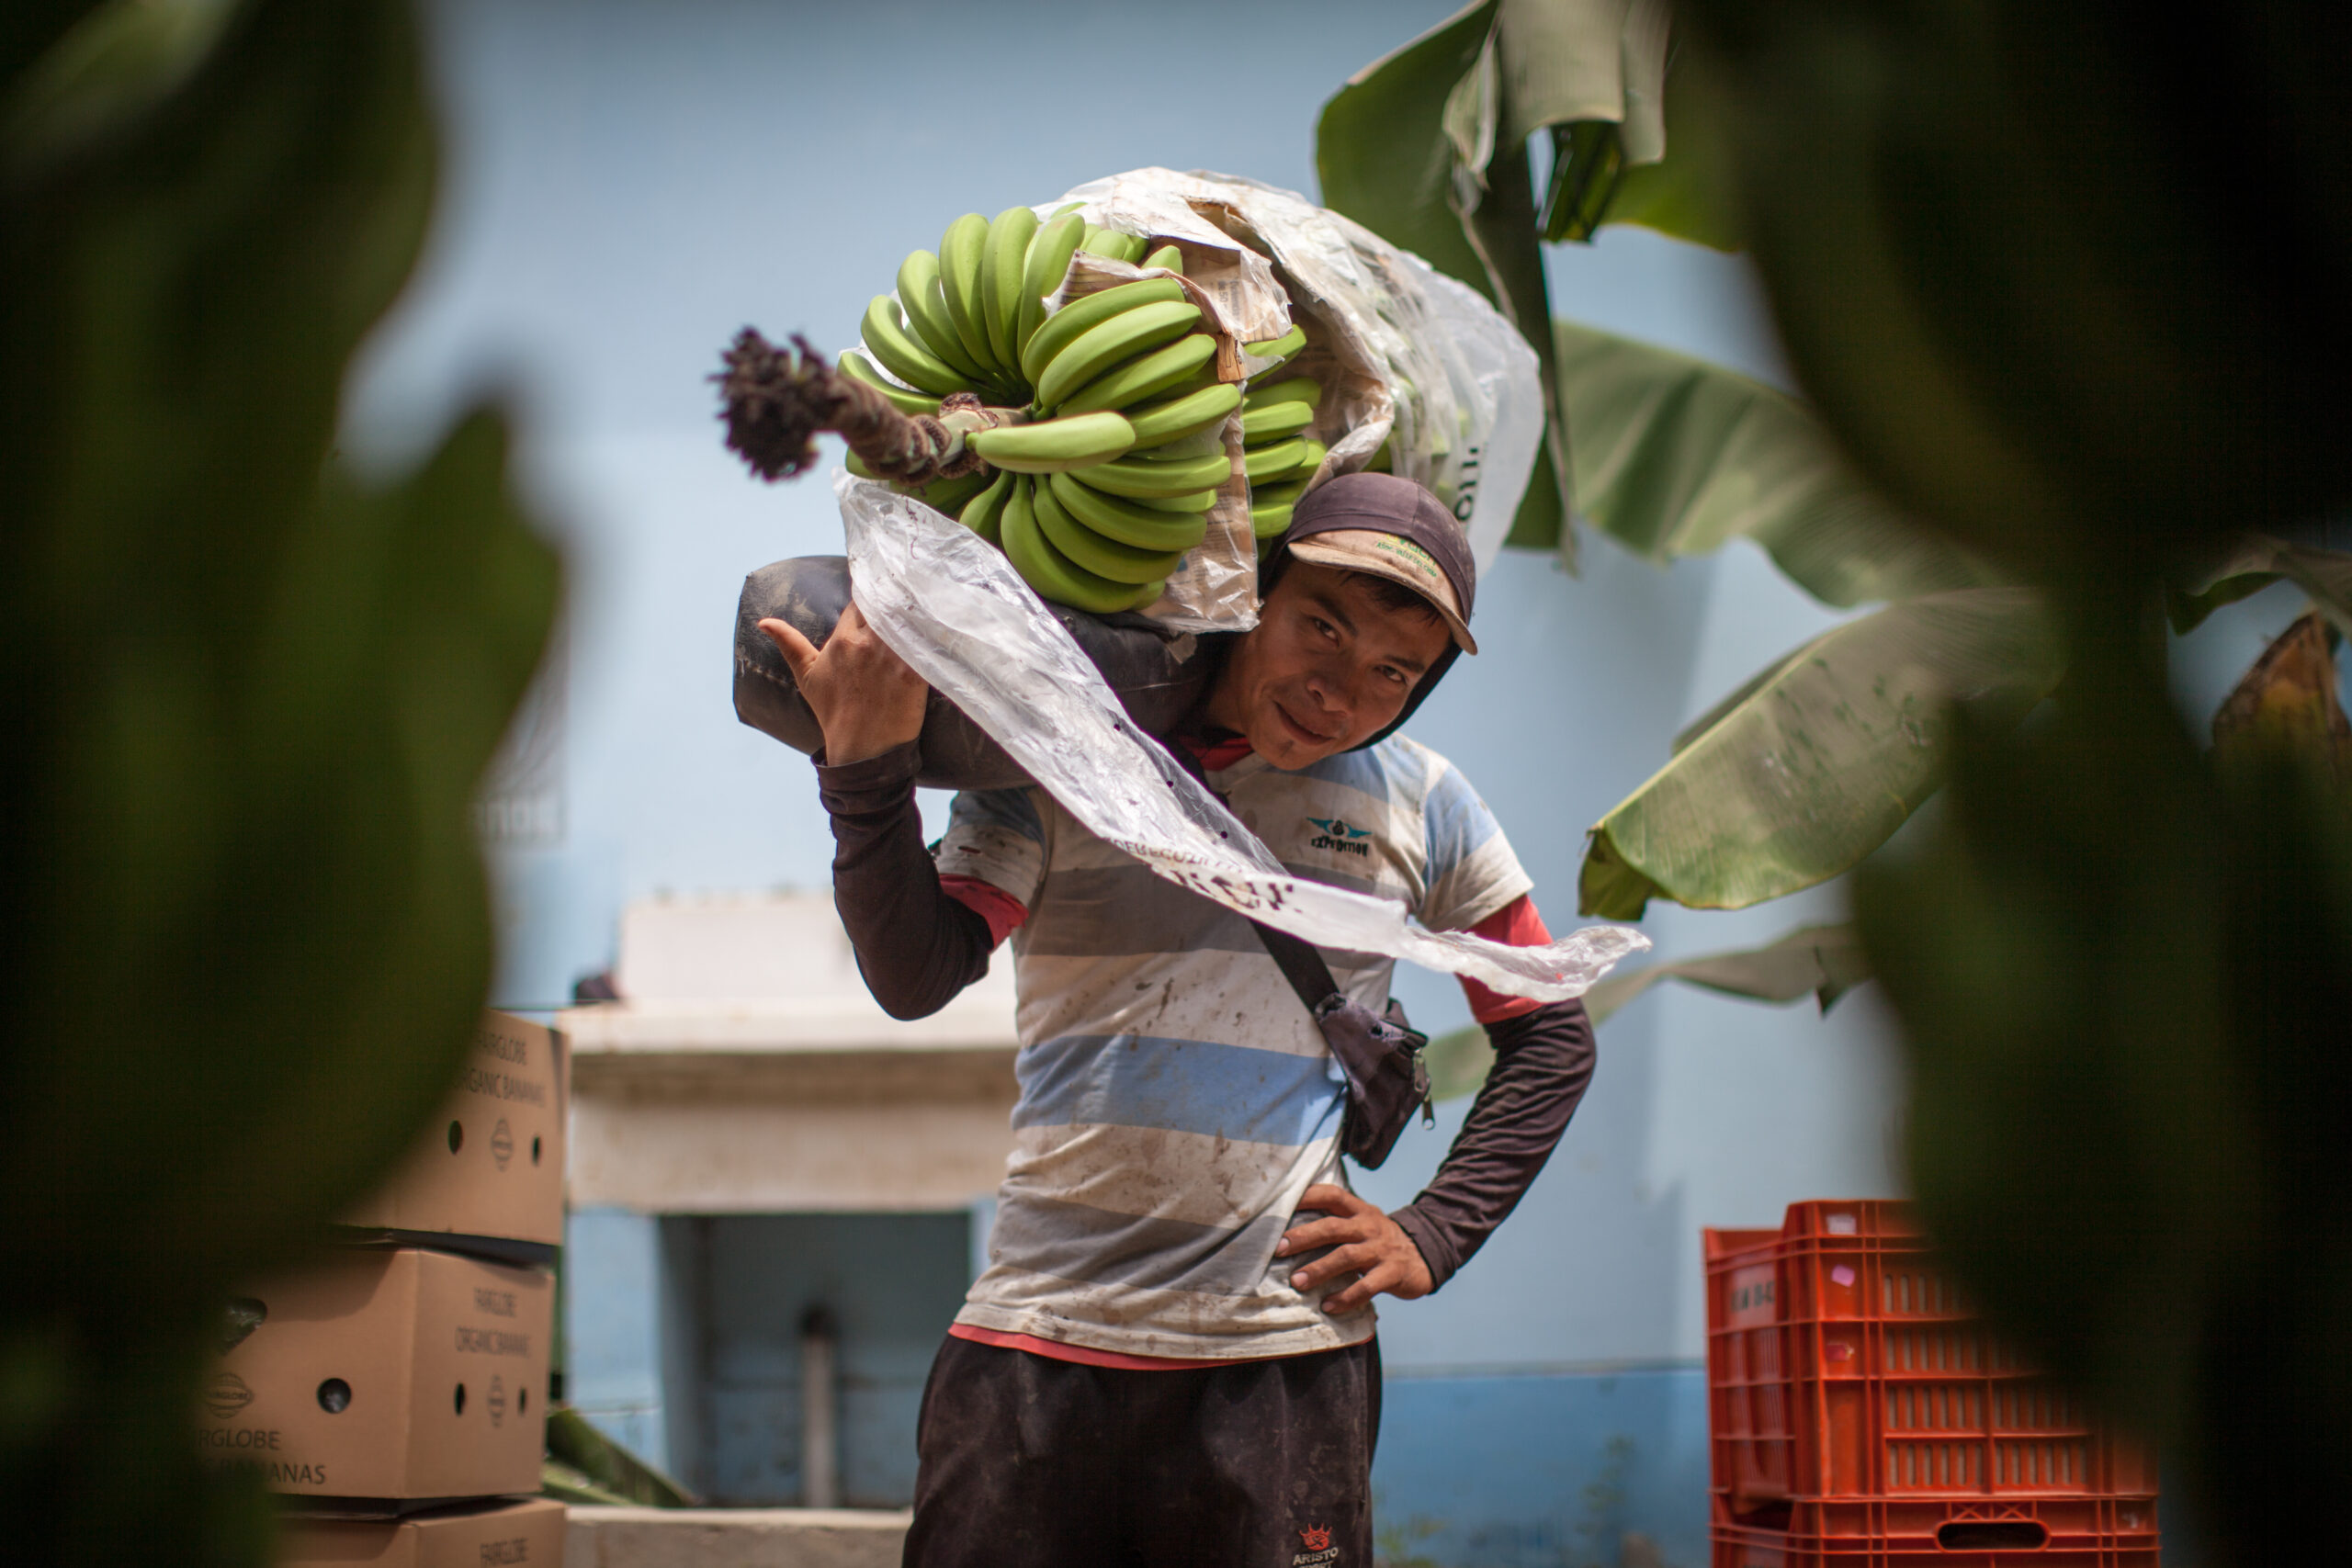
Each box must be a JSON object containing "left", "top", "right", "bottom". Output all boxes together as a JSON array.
[{"left": 902, "top": 1335, "right": 1382, "bottom": 1568}]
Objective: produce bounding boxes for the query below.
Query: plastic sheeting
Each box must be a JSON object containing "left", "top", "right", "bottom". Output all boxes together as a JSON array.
[
  {"left": 841, "top": 471, "right": 1645, "bottom": 1001},
  {"left": 849, "top": 169, "right": 1548, "bottom": 633},
  {"left": 1051, "top": 169, "right": 1544, "bottom": 574}
]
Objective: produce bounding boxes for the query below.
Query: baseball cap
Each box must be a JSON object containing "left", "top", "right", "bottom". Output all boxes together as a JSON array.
[{"left": 1278, "top": 473, "right": 1478, "bottom": 654}]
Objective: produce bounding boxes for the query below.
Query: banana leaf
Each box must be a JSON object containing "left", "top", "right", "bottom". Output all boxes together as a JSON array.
[
  {"left": 1316, "top": 2, "right": 1497, "bottom": 315},
  {"left": 1556, "top": 321, "right": 2006, "bottom": 606},
  {"left": 2166, "top": 536, "right": 2352, "bottom": 638},
  {"left": 545, "top": 1405, "right": 698, "bottom": 1507},
  {"left": 1583, "top": 920, "right": 1870, "bottom": 1019},
  {"left": 1422, "top": 920, "right": 1871, "bottom": 1100},
  {"left": 541, "top": 1460, "right": 632, "bottom": 1508},
  {"left": 1318, "top": 0, "right": 1568, "bottom": 556},
  {"left": 1317, "top": 0, "right": 1731, "bottom": 556},
  {"left": 1596, "top": 51, "right": 1742, "bottom": 254},
  {"left": 1425, "top": 1021, "right": 1500, "bottom": 1104},
  {"left": 2209, "top": 612, "right": 2352, "bottom": 778},
  {"left": 1580, "top": 587, "right": 2062, "bottom": 919},
  {"left": 1318, "top": 0, "right": 1720, "bottom": 265}
]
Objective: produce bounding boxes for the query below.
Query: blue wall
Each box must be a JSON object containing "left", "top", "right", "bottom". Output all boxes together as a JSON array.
[
  {"left": 371, "top": 1, "right": 2251, "bottom": 1559},
  {"left": 1378, "top": 1367, "right": 1711, "bottom": 1568},
  {"left": 697, "top": 1212, "right": 969, "bottom": 1507}
]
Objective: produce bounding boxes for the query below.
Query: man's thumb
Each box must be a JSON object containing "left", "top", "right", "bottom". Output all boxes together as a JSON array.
[{"left": 758, "top": 616, "right": 819, "bottom": 678}]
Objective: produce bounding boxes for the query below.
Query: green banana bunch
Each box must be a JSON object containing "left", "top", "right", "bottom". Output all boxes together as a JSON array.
[
  {"left": 967, "top": 410, "right": 1137, "bottom": 473},
  {"left": 959, "top": 470, "right": 1017, "bottom": 545},
  {"left": 853, "top": 205, "right": 1245, "bottom": 612},
  {"left": 839, "top": 350, "right": 941, "bottom": 416},
  {"left": 1242, "top": 322, "right": 1306, "bottom": 369},
  {"left": 1238, "top": 344, "right": 1326, "bottom": 530},
  {"left": 1000, "top": 473, "right": 1168, "bottom": 615}
]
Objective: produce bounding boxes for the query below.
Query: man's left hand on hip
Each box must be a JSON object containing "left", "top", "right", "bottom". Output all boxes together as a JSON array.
[{"left": 1276, "top": 1183, "right": 1434, "bottom": 1313}]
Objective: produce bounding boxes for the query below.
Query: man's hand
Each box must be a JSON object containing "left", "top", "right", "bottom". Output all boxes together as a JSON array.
[
  {"left": 1274, "top": 1183, "right": 1434, "bottom": 1314},
  {"left": 759, "top": 604, "right": 929, "bottom": 765}
]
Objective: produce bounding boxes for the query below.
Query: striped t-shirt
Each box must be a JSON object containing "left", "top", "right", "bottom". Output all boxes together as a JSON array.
[{"left": 935, "top": 732, "right": 1534, "bottom": 1361}]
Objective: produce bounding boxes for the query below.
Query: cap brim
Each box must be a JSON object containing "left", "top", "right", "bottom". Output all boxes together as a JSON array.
[{"left": 1284, "top": 538, "right": 1479, "bottom": 655}]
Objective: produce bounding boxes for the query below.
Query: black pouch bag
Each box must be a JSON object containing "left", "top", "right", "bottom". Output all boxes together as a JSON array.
[{"left": 1249, "top": 917, "right": 1434, "bottom": 1170}]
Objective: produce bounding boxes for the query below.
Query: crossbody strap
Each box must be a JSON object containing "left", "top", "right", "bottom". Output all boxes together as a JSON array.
[
  {"left": 1159, "top": 738, "right": 1345, "bottom": 1016},
  {"left": 1159, "top": 733, "right": 1429, "bottom": 1167},
  {"left": 1246, "top": 914, "right": 1345, "bottom": 1018}
]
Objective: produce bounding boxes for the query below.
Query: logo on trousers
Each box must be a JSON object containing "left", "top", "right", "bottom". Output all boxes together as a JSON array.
[{"left": 1294, "top": 1523, "right": 1339, "bottom": 1563}]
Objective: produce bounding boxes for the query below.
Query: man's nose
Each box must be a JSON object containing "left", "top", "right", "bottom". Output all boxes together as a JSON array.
[{"left": 1303, "top": 661, "right": 1363, "bottom": 718}]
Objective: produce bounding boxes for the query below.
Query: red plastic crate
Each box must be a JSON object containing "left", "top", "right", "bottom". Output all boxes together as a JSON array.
[
  {"left": 1712, "top": 1495, "right": 2160, "bottom": 1568},
  {"left": 1705, "top": 1201, "right": 2154, "bottom": 1512}
]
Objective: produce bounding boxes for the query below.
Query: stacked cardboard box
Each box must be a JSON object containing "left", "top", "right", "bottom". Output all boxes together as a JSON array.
[{"left": 201, "top": 1013, "right": 571, "bottom": 1565}]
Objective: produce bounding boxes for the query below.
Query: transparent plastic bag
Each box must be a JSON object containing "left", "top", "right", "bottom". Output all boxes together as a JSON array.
[
  {"left": 841, "top": 471, "right": 1647, "bottom": 1000},
  {"left": 846, "top": 169, "right": 1545, "bottom": 631},
  {"left": 1051, "top": 169, "right": 1544, "bottom": 573}
]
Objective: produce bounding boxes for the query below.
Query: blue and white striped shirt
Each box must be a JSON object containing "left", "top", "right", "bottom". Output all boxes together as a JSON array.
[{"left": 937, "top": 733, "right": 1532, "bottom": 1359}]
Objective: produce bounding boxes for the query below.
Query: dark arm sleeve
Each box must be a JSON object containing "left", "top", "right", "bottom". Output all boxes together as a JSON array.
[
  {"left": 1389, "top": 998, "right": 1596, "bottom": 1291},
  {"left": 813, "top": 741, "right": 995, "bottom": 1021}
]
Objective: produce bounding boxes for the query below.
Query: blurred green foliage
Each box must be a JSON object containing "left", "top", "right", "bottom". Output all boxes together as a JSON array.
[
  {"left": 1, "top": 1, "right": 560, "bottom": 1562},
  {"left": 1672, "top": 5, "right": 2352, "bottom": 1558},
  {"left": 1327, "top": 2, "right": 2352, "bottom": 1557}
]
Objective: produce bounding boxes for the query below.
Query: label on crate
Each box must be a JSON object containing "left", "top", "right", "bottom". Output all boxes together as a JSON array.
[{"left": 1727, "top": 1264, "right": 1777, "bottom": 1328}]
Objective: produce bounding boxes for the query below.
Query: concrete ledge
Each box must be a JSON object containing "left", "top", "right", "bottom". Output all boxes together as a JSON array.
[{"left": 567, "top": 1506, "right": 911, "bottom": 1568}]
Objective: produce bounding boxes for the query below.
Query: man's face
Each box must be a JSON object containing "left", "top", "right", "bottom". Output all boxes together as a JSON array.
[{"left": 1204, "top": 562, "right": 1454, "bottom": 769}]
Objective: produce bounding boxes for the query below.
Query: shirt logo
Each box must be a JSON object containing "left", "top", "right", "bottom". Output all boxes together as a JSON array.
[
  {"left": 1305, "top": 817, "right": 1371, "bottom": 858},
  {"left": 1294, "top": 1523, "right": 1340, "bottom": 1564}
]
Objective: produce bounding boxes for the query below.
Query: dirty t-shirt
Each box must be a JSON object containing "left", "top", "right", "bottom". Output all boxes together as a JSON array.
[{"left": 934, "top": 732, "right": 1533, "bottom": 1360}]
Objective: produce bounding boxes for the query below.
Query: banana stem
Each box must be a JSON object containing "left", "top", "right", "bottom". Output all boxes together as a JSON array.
[{"left": 714, "top": 329, "right": 1024, "bottom": 487}]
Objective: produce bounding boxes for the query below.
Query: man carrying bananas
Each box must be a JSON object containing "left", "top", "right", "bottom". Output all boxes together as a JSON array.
[{"left": 761, "top": 473, "right": 1596, "bottom": 1568}]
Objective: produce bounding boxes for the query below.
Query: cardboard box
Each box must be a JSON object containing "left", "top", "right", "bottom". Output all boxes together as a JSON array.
[
  {"left": 202, "top": 1247, "right": 552, "bottom": 1502},
  {"left": 339, "top": 1012, "right": 568, "bottom": 1253},
  {"left": 278, "top": 1497, "right": 566, "bottom": 1567}
]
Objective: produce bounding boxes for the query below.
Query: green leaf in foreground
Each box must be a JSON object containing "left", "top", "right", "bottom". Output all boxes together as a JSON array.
[
  {"left": 1855, "top": 640, "right": 2352, "bottom": 1560},
  {"left": 1580, "top": 588, "right": 2061, "bottom": 919},
  {"left": 1, "top": 3, "right": 560, "bottom": 1562},
  {"left": 1555, "top": 321, "right": 2005, "bottom": 607}
]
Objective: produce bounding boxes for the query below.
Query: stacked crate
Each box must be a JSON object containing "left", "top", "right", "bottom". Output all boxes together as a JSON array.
[
  {"left": 198, "top": 1012, "right": 571, "bottom": 1565},
  {"left": 1706, "top": 1201, "right": 2159, "bottom": 1568}
]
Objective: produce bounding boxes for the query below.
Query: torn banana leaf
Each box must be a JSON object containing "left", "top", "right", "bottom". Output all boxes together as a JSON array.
[
  {"left": 2166, "top": 535, "right": 2352, "bottom": 638},
  {"left": 1557, "top": 321, "right": 2007, "bottom": 607},
  {"left": 1317, "top": 0, "right": 1731, "bottom": 555},
  {"left": 1583, "top": 920, "right": 1870, "bottom": 1021},
  {"left": 1581, "top": 587, "right": 2062, "bottom": 919}
]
